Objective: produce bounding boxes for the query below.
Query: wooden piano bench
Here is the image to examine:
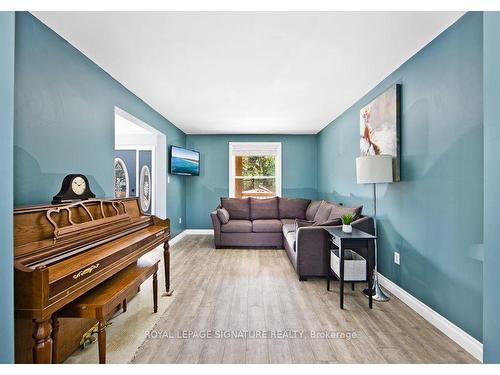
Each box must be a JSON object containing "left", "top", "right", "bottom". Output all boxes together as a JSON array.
[{"left": 53, "top": 258, "right": 160, "bottom": 364}]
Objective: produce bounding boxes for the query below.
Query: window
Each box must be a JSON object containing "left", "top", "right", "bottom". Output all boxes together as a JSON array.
[
  {"left": 229, "top": 142, "right": 282, "bottom": 198},
  {"left": 114, "top": 158, "right": 129, "bottom": 198}
]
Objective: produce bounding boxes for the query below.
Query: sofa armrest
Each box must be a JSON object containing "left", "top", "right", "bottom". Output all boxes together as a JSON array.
[
  {"left": 295, "top": 226, "right": 329, "bottom": 277},
  {"left": 294, "top": 216, "right": 373, "bottom": 278},
  {"left": 210, "top": 210, "right": 222, "bottom": 247},
  {"left": 352, "top": 216, "right": 375, "bottom": 235}
]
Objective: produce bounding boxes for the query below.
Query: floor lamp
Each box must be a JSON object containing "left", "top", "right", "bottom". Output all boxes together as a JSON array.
[{"left": 356, "top": 154, "right": 393, "bottom": 302}]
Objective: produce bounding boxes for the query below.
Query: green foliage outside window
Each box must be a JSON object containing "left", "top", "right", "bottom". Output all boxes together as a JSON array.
[{"left": 241, "top": 156, "right": 275, "bottom": 177}]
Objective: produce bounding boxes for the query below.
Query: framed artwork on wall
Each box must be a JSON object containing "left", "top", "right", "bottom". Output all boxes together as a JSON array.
[{"left": 359, "top": 84, "right": 401, "bottom": 181}]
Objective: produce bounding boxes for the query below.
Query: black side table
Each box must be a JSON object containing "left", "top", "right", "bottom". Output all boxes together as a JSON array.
[{"left": 324, "top": 227, "right": 376, "bottom": 309}]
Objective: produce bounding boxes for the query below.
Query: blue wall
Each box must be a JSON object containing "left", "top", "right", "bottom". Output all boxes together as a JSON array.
[
  {"left": 483, "top": 11, "right": 500, "bottom": 364},
  {"left": 0, "top": 11, "right": 15, "bottom": 364},
  {"left": 14, "top": 12, "right": 186, "bottom": 236},
  {"left": 317, "top": 12, "right": 484, "bottom": 341},
  {"left": 185, "top": 134, "right": 317, "bottom": 228}
]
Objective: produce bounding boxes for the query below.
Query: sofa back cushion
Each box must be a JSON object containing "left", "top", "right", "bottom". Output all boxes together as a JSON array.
[
  {"left": 220, "top": 198, "right": 250, "bottom": 220},
  {"left": 250, "top": 197, "right": 279, "bottom": 220},
  {"left": 306, "top": 200, "right": 323, "bottom": 221},
  {"left": 278, "top": 198, "right": 311, "bottom": 219},
  {"left": 313, "top": 201, "right": 334, "bottom": 223}
]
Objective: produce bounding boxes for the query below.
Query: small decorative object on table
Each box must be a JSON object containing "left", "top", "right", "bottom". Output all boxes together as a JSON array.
[{"left": 341, "top": 213, "right": 354, "bottom": 233}]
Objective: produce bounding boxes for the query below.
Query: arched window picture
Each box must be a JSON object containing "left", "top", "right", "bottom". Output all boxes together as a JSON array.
[
  {"left": 114, "top": 158, "right": 129, "bottom": 198},
  {"left": 140, "top": 165, "right": 151, "bottom": 212}
]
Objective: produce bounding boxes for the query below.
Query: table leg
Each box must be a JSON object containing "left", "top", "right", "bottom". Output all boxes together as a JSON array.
[
  {"left": 163, "top": 241, "right": 173, "bottom": 296},
  {"left": 339, "top": 242, "right": 344, "bottom": 309},
  {"left": 33, "top": 318, "right": 53, "bottom": 364},
  {"left": 153, "top": 271, "right": 158, "bottom": 313},
  {"left": 97, "top": 319, "right": 107, "bottom": 364}
]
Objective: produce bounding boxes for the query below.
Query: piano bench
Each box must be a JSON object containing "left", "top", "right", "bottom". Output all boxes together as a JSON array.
[{"left": 53, "top": 257, "right": 160, "bottom": 364}]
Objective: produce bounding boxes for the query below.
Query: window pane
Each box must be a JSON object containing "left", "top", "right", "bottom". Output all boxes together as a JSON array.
[
  {"left": 235, "top": 178, "right": 276, "bottom": 198},
  {"left": 239, "top": 156, "right": 275, "bottom": 177}
]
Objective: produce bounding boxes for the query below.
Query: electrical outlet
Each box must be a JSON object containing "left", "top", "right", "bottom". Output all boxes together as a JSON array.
[
  {"left": 179, "top": 217, "right": 182, "bottom": 224},
  {"left": 394, "top": 252, "right": 400, "bottom": 265}
]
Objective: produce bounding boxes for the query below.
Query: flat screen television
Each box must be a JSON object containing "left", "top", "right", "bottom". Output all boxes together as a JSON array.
[{"left": 169, "top": 145, "right": 200, "bottom": 176}]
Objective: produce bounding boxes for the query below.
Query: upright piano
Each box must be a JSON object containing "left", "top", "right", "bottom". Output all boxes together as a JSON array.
[{"left": 13, "top": 197, "right": 171, "bottom": 363}]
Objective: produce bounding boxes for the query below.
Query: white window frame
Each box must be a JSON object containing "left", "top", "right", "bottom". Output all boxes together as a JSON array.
[
  {"left": 228, "top": 142, "right": 282, "bottom": 198},
  {"left": 114, "top": 157, "right": 130, "bottom": 198}
]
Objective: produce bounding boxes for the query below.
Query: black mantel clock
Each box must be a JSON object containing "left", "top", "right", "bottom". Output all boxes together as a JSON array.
[{"left": 52, "top": 174, "right": 96, "bottom": 204}]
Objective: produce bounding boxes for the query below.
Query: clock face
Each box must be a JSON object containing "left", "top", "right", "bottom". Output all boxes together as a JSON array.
[{"left": 71, "top": 176, "right": 86, "bottom": 195}]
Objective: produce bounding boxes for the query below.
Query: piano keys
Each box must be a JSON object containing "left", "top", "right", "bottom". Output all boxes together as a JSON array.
[{"left": 13, "top": 197, "right": 171, "bottom": 363}]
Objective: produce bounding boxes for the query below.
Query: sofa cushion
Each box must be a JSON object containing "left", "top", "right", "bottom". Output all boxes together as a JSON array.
[
  {"left": 216, "top": 207, "right": 230, "bottom": 224},
  {"left": 252, "top": 219, "right": 282, "bottom": 233},
  {"left": 250, "top": 197, "right": 279, "bottom": 220},
  {"left": 285, "top": 231, "right": 296, "bottom": 252},
  {"left": 306, "top": 200, "right": 323, "bottom": 221},
  {"left": 313, "top": 201, "right": 333, "bottom": 223},
  {"left": 221, "top": 219, "right": 252, "bottom": 233},
  {"left": 278, "top": 198, "right": 311, "bottom": 219},
  {"left": 282, "top": 223, "right": 295, "bottom": 236},
  {"left": 280, "top": 219, "right": 295, "bottom": 225},
  {"left": 221, "top": 198, "right": 250, "bottom": 220}
]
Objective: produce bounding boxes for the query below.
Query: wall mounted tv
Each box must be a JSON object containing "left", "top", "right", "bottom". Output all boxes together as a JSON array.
[{"left": 169, "top": 145, "right": 200, "bottom": 176}]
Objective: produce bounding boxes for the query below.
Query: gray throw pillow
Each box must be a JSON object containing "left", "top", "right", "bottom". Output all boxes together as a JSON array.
[
  {"left": 305, "top": 200, "right": 323, "bottom": 221},
  {"left": 328, "top": 203, "right": 363, "bottom": 222},
  {"left": 313, "top": 201, "right": 333, "bottom": 223},
  {"left": 217, "top": 207, "right": 230, "bottom": 224}
]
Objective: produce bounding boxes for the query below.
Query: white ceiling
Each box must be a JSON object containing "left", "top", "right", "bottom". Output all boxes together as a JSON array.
[{"left": 34, "top": 12, "right": 464, "bottom": 134}]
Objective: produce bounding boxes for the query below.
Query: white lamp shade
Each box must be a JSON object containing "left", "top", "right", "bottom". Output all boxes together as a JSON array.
[{"left": 356, "top": 155, "right": 394, "bottom": 184}]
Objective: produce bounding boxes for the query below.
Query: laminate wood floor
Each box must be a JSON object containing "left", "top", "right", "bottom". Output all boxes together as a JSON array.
[{"left": 131, "top": 235, "right": 477, "bottom": 364}]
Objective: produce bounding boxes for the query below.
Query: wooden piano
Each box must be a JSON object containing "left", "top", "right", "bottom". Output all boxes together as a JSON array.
[{"left": 13, "top": 197, "right": 171, "bottom": 364}]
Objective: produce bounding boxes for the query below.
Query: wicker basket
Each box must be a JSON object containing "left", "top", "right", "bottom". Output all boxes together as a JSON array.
[{"left": 330, "top": 249, "right": 366, "bottom": 281}]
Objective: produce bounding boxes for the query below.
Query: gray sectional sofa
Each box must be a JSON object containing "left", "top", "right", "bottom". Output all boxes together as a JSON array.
[{"left": 210, "top": 197, "right": 374, "bottom": 280}]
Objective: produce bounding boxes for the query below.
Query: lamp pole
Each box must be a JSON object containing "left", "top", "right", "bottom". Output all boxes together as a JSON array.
[{"left": 363, "top": 182, "right": 390, "bottom": 301}]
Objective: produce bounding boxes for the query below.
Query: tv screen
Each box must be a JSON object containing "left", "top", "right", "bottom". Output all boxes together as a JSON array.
[{"left": 170, "top": 146, "right": 200, "bottom": 176}]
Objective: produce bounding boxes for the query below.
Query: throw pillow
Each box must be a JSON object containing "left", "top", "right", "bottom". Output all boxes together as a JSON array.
[
  {"left": 217, "top": 207, "right": 230, "bottom": 224},
  {"left": 313, "top": 200, "right": 333, "bottom": 223},
  {"left": 328, "top": 203, "right": 363, "bottom": 222},
  {"left": 305, "top": 200, "right": 323, "bottom": 221}
]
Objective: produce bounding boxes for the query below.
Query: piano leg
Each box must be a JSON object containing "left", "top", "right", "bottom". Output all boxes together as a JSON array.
[
  {"left": 153, "top": 271, "right": 158, "bottom": 313},
  {"left": 97, "top": 319, "right": 107, "bottom": 364},
  {"left": 51, "top": 313, "right": 60, "bottom": 364},
  {"left": 32, "top": 318, "right": 53, "bottom": 364},
  {"left": 163, "top": 241, "right": 173, "bottom": 296}
]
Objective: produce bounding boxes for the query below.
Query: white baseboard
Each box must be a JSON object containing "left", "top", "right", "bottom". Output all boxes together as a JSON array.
[
  {"left": 168, "top": 229, "right": 214, "bottom": 246},
  {"left": 168, "top": 230, "right": 187, "bottom": 246},
  {"left": 377, "top": 273, "right": 483, "bottom": 362},
  {"left": 185, "top": 229, "right": 214, "bottom": 235}
]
